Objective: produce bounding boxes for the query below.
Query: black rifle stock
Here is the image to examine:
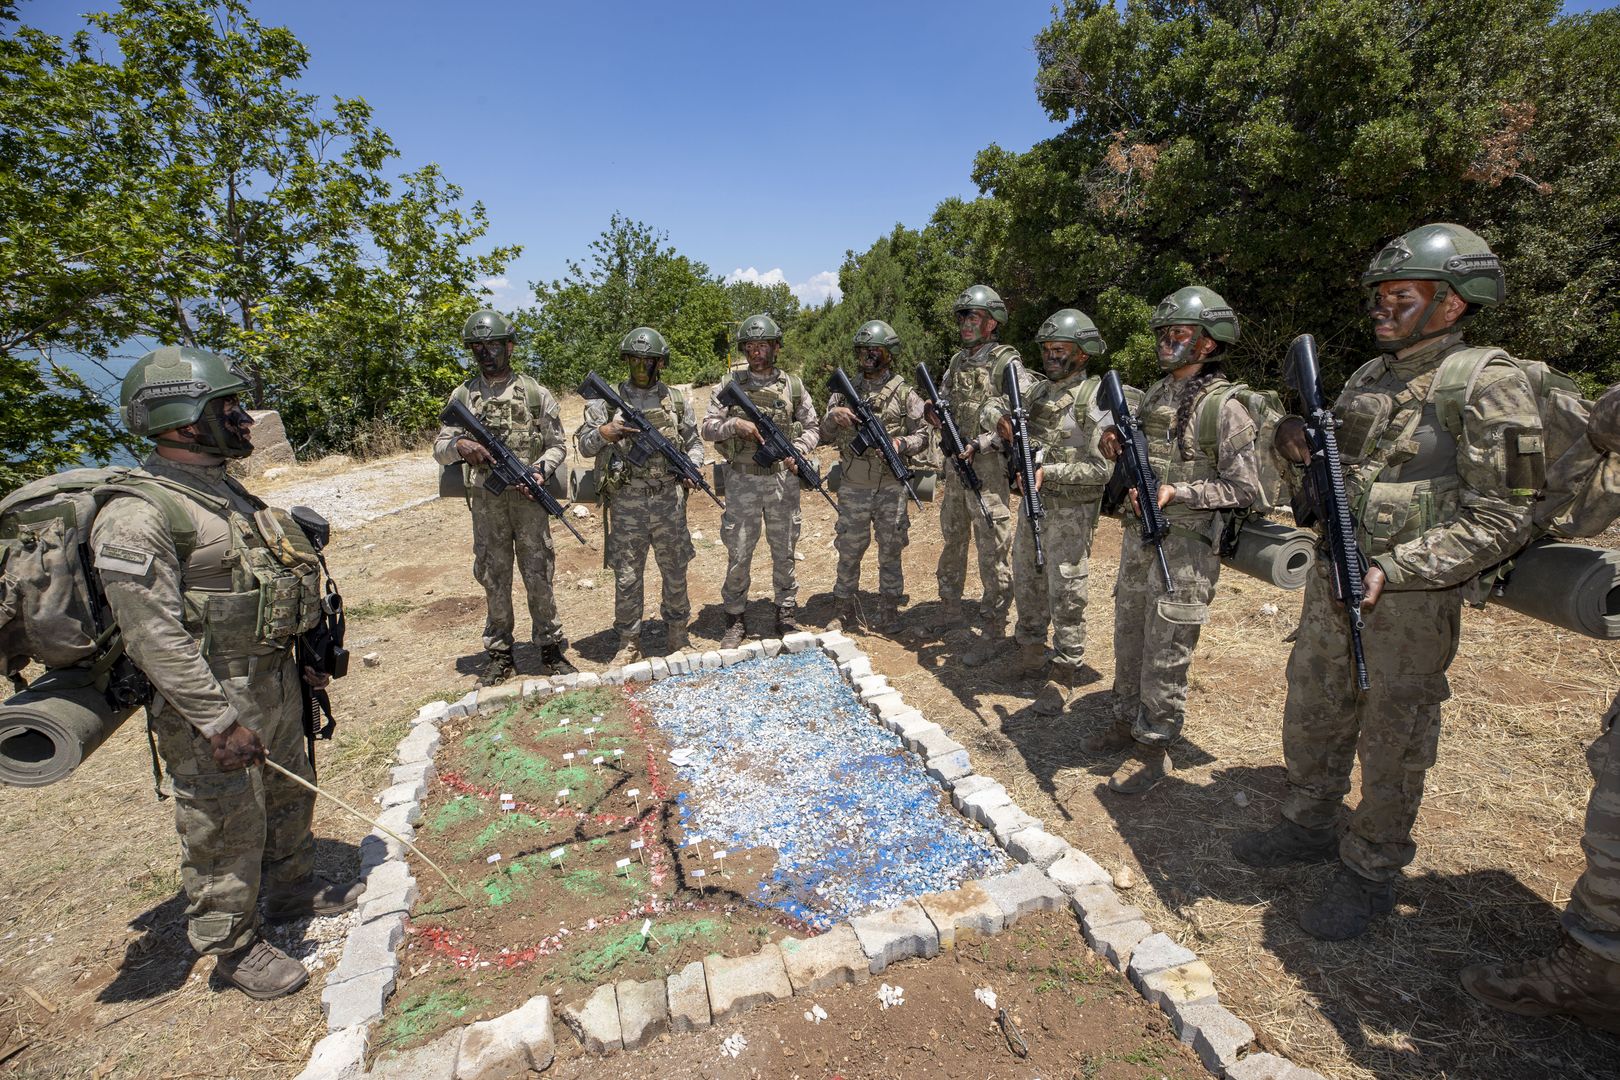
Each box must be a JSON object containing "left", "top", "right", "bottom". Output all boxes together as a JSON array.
[
  {"left": 578, "top": 373, "right": 722, "bottom": 508},
  {"left": 916, "top": 362, "right": 992, "bottom": 522},
  {"left": 289, "top": 506, "right": 347, "bottom": 778},
  {"left": 1099, "top": 369, "right": 1175, "bottom": 593},
  {"left": 440, "top": 397, "right": 587, "bottom": 545},
  {"left": 1285, "top": 333, "right": 1371, "bottom": 691},
  {"left": 827, "top": 367, "right": 921, "bottom": 508},
  {"left": 715, "top": 380, "right": 837, "bottom": 509},
  {"left": 1002, "top": 360, "right": 1046, "bottom": 571}
]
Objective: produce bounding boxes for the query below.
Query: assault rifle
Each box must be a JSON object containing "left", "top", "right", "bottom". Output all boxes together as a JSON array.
[
  {"left": 715, "top": 380, "right": 837, "bottom": 509},
  {"left": 579, "top": 372, "right": 722, "bottom": 508},
  {"left": 916, "top": 362, "right": 992, "bottom": 522},
  {"left": 1285, "top": 333, "right": 1370, "bottom": 691},
  {"left": 290, "top": 505, "right": 347, "bottom": 778},
  {"left": 1099, "top": 369, "right": 1174, "bottom": 593},
  {"left": 1002, "top": 360, "right": 1046, "bottom": 571},
  {"left": 440, "top": 397, "right": 587, "bottom": 544},
  {"left": 827, "top": 366, "right": 921, "bottom": 508}
]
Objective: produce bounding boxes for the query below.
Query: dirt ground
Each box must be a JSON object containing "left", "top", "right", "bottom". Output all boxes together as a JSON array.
[{"left": 2, "top": 389, "right": 1616, "bottom": 1078}]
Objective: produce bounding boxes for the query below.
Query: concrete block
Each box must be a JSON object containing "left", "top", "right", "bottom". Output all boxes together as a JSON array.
[
  {"left": 1070, "top": 884, "right": 1144, "bottom": 930},
  {"left": 926, "top": 753, "right": 973, "bottom": 784},
  {"left": 1221, "top": 1052, "right": 1327, "bottom": 1080},
  {"left": 779, "top": 923, "right": 871, "bottom": 994},
  {"left": 368, "top": 1029, "right": 461, "bottom": 1080},
  {"left": 718, "top": 647, "right": 749, "bottom": 666},
  {"left": 666, "top": 960, "right": 711, "bottom": 1033},
  {"left": 918, "top": 881, "right": 1005, "bottom": 948},
  {"left": 357, "top": 833, "right": 390, "bottom": 871},
  {"left": 781, "top": 631, "right": 817, "bottom": 653},
  {"left": 978, "top": 864, "right": 1067, "bottom": 924},
  {"left": 390, "top": 760, "right": 436, "bottom": 787},
  {"left": 519, "top": 679, "right": 551, "bottom": 699},
  {"left": 1138, "top": 959, "right": 1218, "bottom": 1013},
  {"left": 985, "top": 802, "right": 1041, "bottom": 845},
  {"left": 856, "top": 673, "right": 890, "bottom": 697},
  {"left": 356, "top": 887, "right": 415, "bottom": 926},
  {"left": 1128, "top": 933, "right": 1198, "bottom": 977},
  {"left": 700, "top": 650, "right": 722, "bottom": 671},
  {"left": 760, "top": 637, "right": 784, "bottom": 657},
  {"left": 414, "top": 700, "right": 449, "bottom": 726},
  {"left": 361, "top": 857, "right": 412, "bottom": 895},
  {"left": 704, "top": 945, "right": 792, "bottom": 1021},
  {"left": 816, "top": 630, "right": 852, "bottom": 648},
  {"left": 849, "top": 901, "right": 940, "bottom": 972},
  {"left": 958, "top": 783, "right": 1012, "bottom": 825},
  {"left": 455, "top": 994, "right": 554, "bottom": 1079},
  {"left": 294, "top": 1026, "right": 367, "bottom": 1080},
  {"left": 821, "top": 637, "right": 860, "bottom": 663},
  {"left": 476, "top": 682, "right": 523, "bottom": 710},
  {"left": 898, "top": 722, "right": 944, "bottom": 753},
  {"left": 330, "top": 915, "right": 404, "bottom": 983},
  {"left": 1173, "top": 1002, "right": 1254, "bottom": 1073},
  {"left": 873, "top": 694, "right": 913, "bottom": 721},
  {"left": 1085, "top": 917, "right": 1154, "bottom": 968},
  {"left": 375, "top": 802, "right": 420, "bottom": 837},
  {"left": 551, "top": 673, "right": 582, "bottom": 691},
  {"left": 396, "top": 725, "right": 440, "bottom": 764},
  {"left": 1006, "top": 828, "right": 1069, "bottom": 870},
  {"left": 949, "top": 774, "right": 998, "bottom": 806},
  {"left": 740, "top": 641, "right": 765, "bottom": 661},
  {"left": 599, "top": 667, "right": 627, "bottom": 685},
  {"left": 911, "top": 726, "right": 964, "bottom": 761},
  {"left": 1046, "top": 848, "right": 1111, "bottom": 894},
  {"left": 447, "top": 690, "right": 480, "bottom": 718},
  {"left": 320, "top": 967, "right": 394, "bottom": 1030},
  {"left": 840, "top": 656, "right": 873, "bottom": 681},
  {"left": 664, "top": 653, "right": 689, "bottom": 675},
  {"left": 614, "top": 978, "right": 669, "bottom": 1051},
  {"left": 622, "top": 660, "right": 653, "bottom": 682},
  {"left": 375, "top": 779, "right": 425, "bottom": 809},
  {"left": 648, "top": 656, "right": 669, "bottom": 679},
  {"left": 560, "top": 982, "right": 621, "bottom": 1053}
]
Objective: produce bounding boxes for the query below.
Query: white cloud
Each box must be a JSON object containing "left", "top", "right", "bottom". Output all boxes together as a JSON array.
[
  {"left": 725, "top": 266, "right": 843, "bottom": 307},
  {"left": 478, "top": 275, "right": 533, "bottom": 310}
]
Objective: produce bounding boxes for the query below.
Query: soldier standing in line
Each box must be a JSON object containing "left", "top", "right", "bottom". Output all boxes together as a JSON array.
[
  {"left": 926, "top": 285, "right": 1036, "bottom": 666},
  {"left": 1093, "top": 287, "right": 1263, "bottom": 794},
  {"left": 819, "top": 320, "right": 930, "bottom": 633},
  {"left": 433, "top": 309, "right": 574, "bottom": 685},
  {"left": 701, "top": 314, "right": 820, "bottom": 649},
  {"left": 575, "top": 327, "right": 701, "bottom": 664},
  {"left": 1234, "top": 224, "right": 1544, "bottom": 940},
  {"left": 1460, "top": 381, "right": 1620, "bottom": 1032},
  {"left": 92, "top": 347, "right": 361, "bottom": 1000},
  {"left": 985, "top": 309, "right": 1121, "bottom": 714}
]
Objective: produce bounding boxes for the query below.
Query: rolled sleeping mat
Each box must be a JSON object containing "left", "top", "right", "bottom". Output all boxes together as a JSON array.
[
  {"left": 1489, "top": 540, "right": 1620, "bottom": 639},
  {"left": 1220, "top": 518, "right": 1317, "bottom": 590},
  {"left": 0, "top": 668, "right": 135, "bottom": 787}
]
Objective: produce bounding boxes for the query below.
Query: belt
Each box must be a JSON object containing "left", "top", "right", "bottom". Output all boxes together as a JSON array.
[{"left": 729, "top": 460, "right": 783, "bottom": 477}]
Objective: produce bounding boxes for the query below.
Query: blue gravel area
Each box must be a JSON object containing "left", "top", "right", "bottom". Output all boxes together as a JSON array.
[{"left": 639, "top": 650, "right": 1010, "bottom": 929}]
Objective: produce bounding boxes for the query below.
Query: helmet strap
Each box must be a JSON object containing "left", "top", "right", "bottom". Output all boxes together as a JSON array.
[{"left": 1383, "top": 283, "right": 1454, "bottom": 352}]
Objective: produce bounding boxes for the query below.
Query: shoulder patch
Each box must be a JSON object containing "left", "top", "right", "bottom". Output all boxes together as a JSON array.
[{"left": 94, "top": 543, "right": 155, "bottom": 577}]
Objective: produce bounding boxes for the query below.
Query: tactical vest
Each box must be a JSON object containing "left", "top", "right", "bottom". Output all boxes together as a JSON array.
[
  {"left": 600, "top": 382, "right": 688, "bottom": 493},
  {"left": 1030, "top": 374, "right": 1106, "bottom": 503},
  {"left": 716, "top": 371, "right": 805, "bottom": 471},
  {"left": 833, "top": 372, "right": 909, "bottom": 488},
  {"left": 451, "top": 372, "right": 548, "bottom": 482},
  {"left": 1141, "top": 375, "right": 1228, "bottom": 530},
  {"left": 943, "top": 343, "right": 1018, "bottom": 446}
]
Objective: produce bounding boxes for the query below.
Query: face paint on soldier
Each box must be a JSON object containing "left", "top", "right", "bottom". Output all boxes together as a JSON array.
[
  {"left": 743, "top": 339, "right": 778, "bottom": 375},
  {"left": 469, "top": 339, "right": 513, "bottom": 378},
  {"left": 1156, "top": 325, "right": 1214, "bottom": 375},
  {"left": 1368, "top": 280, "right": 1466, "bottom": 351},
  {"left": 857, "top": 346, "right": 889, "bottom": 377},
  {"left": 624, "top": 353, "right": 659, "bottom": 389},
  {"left": 1040, "top": 340, "right": 1082, "bottom": 380},
  {"left": 957, "top": 309, "right": 996, "bottom": 347}
]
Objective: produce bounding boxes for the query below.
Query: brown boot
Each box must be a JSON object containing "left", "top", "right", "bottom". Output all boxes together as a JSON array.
[
  {"left": 962, "top": 620, "right": 1007, "bottom": 667},
  {"left": 720, "top": 612, "right": 746, "bottom": 650},
  {"left": 664, "top": 621, "right": 689, "bottom": 655},
  {"left": 264, "top": 877, "right": 363, "bottom": 921},
  {"left": 1106, "top": 744, "right": 1174, "bottom": 795},
  {"left": 1014, "top": 641, "right": 1048, "bottom": 678},
  {"left": 477, "top": 650, "right": 514, "bottom": 686},
  {"left": 1032, "top": 663, "right": 1074, "bottom": 716},
  {"left": 827, "top": 596, "right": 861, "bottom": 633},
  {"left": 1081, "top": 718, "right": 1135, "bottom": 755},
  {"left": 540, "top": 640, "right": 576, "bottom": 677},
  {"left": 610, "top": 635, "right": 642, "bottom": 667},
  {"left": 214, "top": 937, "right": 309, "bottom": 1000},
  {"left": 874, "top": 596, "right": 900, "bottom": 633},
  {"left": 1460, "top": 934, "right": 1620, "bottom": 1034}
]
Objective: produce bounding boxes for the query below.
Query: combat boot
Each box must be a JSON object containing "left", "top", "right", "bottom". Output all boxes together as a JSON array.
[
  {"left": 720, "top": 612, "right": 746, "bottom": 650},
  {"left": 610, "top": 636, "right": 642, "bottom": 668},
  {"left": 1298, "top": 865, "right": 1394, "bottom": 941},
  {"left": 930, "top": 599, "right": 967, "bottom": 639},
  {"left": 1459, "top": 934, "right": 1620, "bottom": 1034},
  {"left": 962, "top": 620, "right": 1007, "bottom": 667},
  {"left": 1014, "top": 641, "right": 1048, "bottom": 678},
  {"left": 775, "top": 603, "right": 800, "bottom": 636},
  {"left": 1106, "top": 744, "right": 1174, "bottom": 795},
  {"left": 540, "top": 640, "right": 577, "bottom": 677},
  {"left": 1081, "top": 718, "right": 1135, "bottom": 755},
  {"left": 827, "top": 596, "right": 861, "bottom": 633},
  {"left": 664, "top": 621, "right": 690, "bottom": 655},
  {"left": 214, "top": 937, "right": 309, "bottom": 1000},
  {"left": 1032, "top": 662, "right": 1074, "bottom": 716},
  {"left": 264, "top": 877, "right": 363, "bottom": 922},
  {"left": 478, "top": 650, "right": 515, "bottom": 687},
  {"left": 874, "top": 596, "right": 901, "bottom": 633},
  {"left": 1231, "top": 819, "right": 1339, "bottom": 868}
]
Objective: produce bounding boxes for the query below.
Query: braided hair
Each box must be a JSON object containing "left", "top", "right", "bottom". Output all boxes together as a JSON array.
[{"left": 1171, "top": 359, "right": 1227, "bottom": 444}]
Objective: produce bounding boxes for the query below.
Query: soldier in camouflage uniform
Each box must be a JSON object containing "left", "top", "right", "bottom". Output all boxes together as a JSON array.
[
  {"left": 819, "top": 320, "right": 929, "bottom": 634},
  {"left": 91, "top": 347, "right": 360, "bottom": 1000},
  {"left": 1093, "top": 287, "right": 1263, "bottom": 793},
  {"left": 575, "top": 327, "right": 701, "bottom": 664},
  {"left": 984, "top": 309, "right": 1120, "bottom": 714},
  {"left": 434, "top": 310, "right": 573, "bottom": 685},
  {"left": 1234, "top": 224, "right": 1544, "bottom": 940},
  {"left": 927, "top": 285, "right": 1036, "bottom": 665},
  {"left": 701, "top": 314, "right": 820, "bottom": 648},
  {"left": 1459, "top": 381, "right": 1620, "bottom": 1032}
]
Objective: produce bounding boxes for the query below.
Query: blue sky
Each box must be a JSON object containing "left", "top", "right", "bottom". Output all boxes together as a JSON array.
[{"left": 25, "top": 0, "right": 1616, "bottom": 313}]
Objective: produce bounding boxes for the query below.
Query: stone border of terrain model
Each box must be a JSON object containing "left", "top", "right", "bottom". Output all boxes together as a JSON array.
[{"left": 294, "top": 632, "right": 1325, "bottom": 1080}]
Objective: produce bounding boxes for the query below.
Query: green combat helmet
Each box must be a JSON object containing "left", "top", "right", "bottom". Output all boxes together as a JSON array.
[
  {"left": 120, "top": 345, "right": 253, "bottom": 459},
  {"left": 1361, "top": 222, "right": 1505, "bottom": 309},
  {"left": 620, "top": 326, "right": 670, "bottom": 360},
  {"left": 1150, "top": 286, "right": 1240, "bottom": 344},
  {"left": 853, "top": 319, "right": 902, "bottom": 353},
  {"left": 1035, "top": 308, "right": 1107, "bottom": 357},
  {"left": 736, "top": 313, "right": 783, "bottom": 345},
  {"left": 461, "top": 309, "right": 516, "bottom": 344},
  {"left": 952, "top": 284, "right": 1009, "bottom": 326}
]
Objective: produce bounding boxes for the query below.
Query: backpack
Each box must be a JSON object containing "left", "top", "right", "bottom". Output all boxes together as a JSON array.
[{"left": 1193, "top": 382, "right": 1288, "bottom": 515}]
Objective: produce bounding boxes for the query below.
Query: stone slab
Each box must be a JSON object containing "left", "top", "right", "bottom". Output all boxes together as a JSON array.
[
  {"left": 821, "top": 638, "right": 861, "bottom": 663},
  {"left": 1085, "top": 917, "right": 1154, "bottom": 968},
  {"left": 740, "top": 641, "right": 765, "bottom": 661},
  {"left": 1128, "top": 933, "right": 1199, "bottom": 977},
  {"left": 389, "top": 761, "right": 436, "bottom": 787},
  {"left": 1221, "top": 1052, "right": 1328, "bottom": 1080},
  {"left": 926, "top": 753, "right": 973, "bottom": 784},
  {"left": 648, "top": 656, "right": 669, "bottom": 679},
  {"left": 476, "top": 682, "right": 523, "bottom": 710},
  {"left": 321, "top": 968, "right": 394, "bottom": 1030},
  {"left": 898, "top": 722, "right": 944, "bottom": 754},
  {"left": 1006, "top": 828, "right": 1069, "bottom": 870},
  {"left": 704, "top": 945, "right": 792, "bottom": 1021},
  {"left": 560, "top": 982, "right": 621, "bottom": 1053},
  {"left": 918, "top": 881, "right": 1005, "bottom": 948},
  {"left": 330, "top": 914, "right": 404, "bottom": 983},
  {"left": 855, "top": 673, "right": 890, "bottom": 697},
  {"left": 455, "top": 994, "right": 554, "bottom": 1079},
  {"left": 840, "top": 656, "right": 874, "bottom": 681},
  {"left": 984, "top": 802, "right": 1041, "bottom": 845},
  {"left": 396, "top": 725, "right": 440, "bottom": 764},
  {"left": 885, "top": 710, "right": 933, "bottom": 739},
  {"left": 949, "top": 774, "right": 998, "bottom": 805},
  {"left": 415, "top": 701, "right": 450, "bottom": 725},
  {"left": 718, "top": 647, "right": 749, "bottom": 666},
  {"left": 781, "top": 631, "right": 817, "bottom": 653},
  {"left": 1046, "top": 848, "right": 1111, "bottom": 894},
  {"left": 1070, "top": 884, "right": 1144, "bottom": 930},
  {"left": 376, "top": 779, "right": 425, "bottom": 809},
  {"left": 1138, "top": 960, "right": 1218, "bottom": 1012},
  {"left": 849, "top": 901, "right": 940, "bottom": 972},
  {"left": 615, "top": 977, "right": 669, "bottom": 1051},
  {"left": 978, "top": 864, "right": 1066, "bottom": 924},
  {"left": 666, "top": 960, "right": 711, "bottom": 1033},
  {"left": 519, "top": 679, "right": 551, "bottom": 698},
  {"left": 447, "top": 690, "right": 480, "bottom": 718},
  {"left": 873, "top": 694, "right": 913, "bottom": 720},
  {"left": 760, "top": 638, "right": 784, "bottom": 657},
  {"left": 911, "top": 726, "right": 965, "bottom": 760},
  {"left": 664, "top": 653, "right": 690, "bottom": 675},
  {"left": 958, "top": 784, "right": 1013, "bottom": 825},
  {"left": 622, "top": 660, "right": 653, "bottom": 682},
  {"left": 1174, "top": 1002, "right": 1255, "bottom": 1073},
  {"left": 368, "top": 1028, "right": 461, "bottom": 1080},
  {"left": 295, "top": 1026, "right": 367, "bottom": 1080},
  {"left": 779, "top": 923, "right": 871, "bottom": 994},
  {"left": 700, "top": 650, "right": 722, "bottom": 671}
]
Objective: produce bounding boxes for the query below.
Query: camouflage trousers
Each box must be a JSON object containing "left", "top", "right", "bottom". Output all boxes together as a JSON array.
[
  {"left": 1013, "top": 495, "right": 1100, "bottom": 667},
  {"left": 1567, "top": 690, "right": 1620, "bottom": 961},
  {"left": 719, "top": 467, "right": 802, "bottom": 613},
  {"left": 151, "top": 649, "right": 314, "bottom": 956},
  {"left": 1112, "top": 523, "right": 1223, "bottom": 745},
  {"left": 606, "top": 482, "right": 695, "bottom": 638},
  {"left": 1281, "top": 564, "right": 1461, "bottom": 882},
  {"left": 470, "top": 486, "right": 560, "bottom": 653},
  {"left": 935, "top": 452, "right": 1013, "bottom": 623},
  {"left": 833, "top": 481, "right": 911, "bottom": 599}
]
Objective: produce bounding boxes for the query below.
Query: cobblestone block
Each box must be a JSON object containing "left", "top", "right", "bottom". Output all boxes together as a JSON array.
[
  {"left": 414, "top": 701, "right": 449, "bottom": 726},
  {"left": 1046, "top": 848, "right": 1111, "bottom": 894},
  {"left": 560, "top": 983, "right": 622, "bottom": 1053},
  {"left": 718, "top": 647, "right": 750, "bottom": 666},
  {"left": 779, "top": 923, "right": 871, "bottom": 994},
  {"left": 926, "top": 752, "right": 972, "bottom": 784},
  {"left": 574, "top": 672, "right": 601, "bottom": 690},
  {"left": 1221, "top": 1052, "right": 1327, "bottom": 1080},
  {"left": 978, "top": 864, "right": 1066, "bottom": 924},
  {"left": 958, "top": 784, "right": 1012, "bottom": 825},
  {"left": 1085, "top": 917, "right": 1154, "bottom": 968},
  {"left": 855, "top": 673, "right": 890, "bottom": 697},
  {"left": 1006, "top": 828, "right": 1069, "bottom": 870},
  {"left": 850, "top": 901, "right": 940, "bottom": 972},
  {"left": 455, "top": 994, "right": 554, "bottom": 1079},
  {"left": 622, "top": 660, "right": 653, "bottom": 682},
  {"left": 390, "top": 761, "right": 436, "bottom": 787},
  {"left": 1173, "top": 1002, "right": 1254, "bottom": 1073},
  {"left": 873, "top": 694, "right": 912, "bottom": 721},
  {"left": 740, "top": 641, "right": 765, "bottom": 661},
  {"left": 648, "top": 656, "right": 669, "bottom": 679},
  {"left": 898, "top": 722, "right": 943, "bottom": 753},
  {"left": 700, "top": 650, "right": 723, "bottom": 671},
  {"left": 840, "top": 656, "right": 873, "bottom": 681},
  {"left": 949, "top": 774, "right": 998, "bottom": 806},
  {"left": 1070, "top": 884, "right": 1144, "bottom": 930},
  {"left": 368, "top": 1028, "right": 461, "bottom": 1080},
  {"left": 781, "top": 631, "right": 817, "bottom": 653},
  {"left": 911, "top": 726, "right": 964, "bottom": 760},
  {"left": 375, "top": 802, "right": 420, "bottom": 836},
  {"left": 396, "top": 725, "right": 440, "bottom": 764},
  {"left": 1128, "top": 933, "right": 1198, "bottom": 977},
  {"left": 330, "top": 914, "right": 403, "bottom": 983},
  {"left": 664, "top": 653, "right": 689, "bottom": 675},
  {"left": 1139, "top": 959, "right": 1218, "bottom": 1013},
  {"left": 294, "top": 1025, "right": 367, "bottom": 1080},
  {"left": 821, "top": 637, "right": 861, "bottom": 663},
  {"left": 476, "top": 682, "right": 523, "bottom": 710},
  {"left": 878, "top": 708, "right": 926, "bottom": 736},
  {"left": 704, "top": 945, "right": 792, "bottom": 1021},
  {"left": 321, "top": 968, "right": 394, "bottom": 1030},
  {"left": 761, "top": 638, "right": 784, "bottom": 657},
  {"left": 918, "top": 881, "right": 1005, "bottom": 948},
  {"left": 447, "top": 690, "right": 480, "bottom": 718},
  {"left": 615, "top": 978, "right": 669, "bottom": 1050},
  {"left": 599, "top": 668, "right": 627, "bottom": 685},
  {"left": 985, "top": 802, "right": 1041, "bottom": 845},
  {"left": 552, "top": 673, "right": 581, "bottom": 691},
  {"left": 666, "top": 960, "right": 711, "bottom": 1033},
  {"left": 520, "top": 679, "right": 551, "bottom": 699},
  {"left": 375, "top": 779, "right": 425, "bottom": 809}
]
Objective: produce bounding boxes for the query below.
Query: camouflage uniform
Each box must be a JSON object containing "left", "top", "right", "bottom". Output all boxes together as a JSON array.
[
  {"left": 1113, "top": 375, "right": 1263, "bottom": 744},
  {"left": 90, "top": 454, "right": 319, "bottom": 956},
  {"left": 1280, "top": 331, "right": 1541, "bottom": 881},
  {"left": 936, "top": 342, "right": 1031, "bottom": 624},
  {"left": 820, "top": 372, "right": 928, "bottom": 602},
  {"left": 576, "top": 381, "right": 701, "bottom": 639},
  {"left": 700, "top": 369, "right": 820, "bottom": 614},
  {"left": 1568, "top": 690, "right": 1620, "bottom": 961},
  {"left": 434, "top": 373, "right": 568, "bottom": 654}
]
